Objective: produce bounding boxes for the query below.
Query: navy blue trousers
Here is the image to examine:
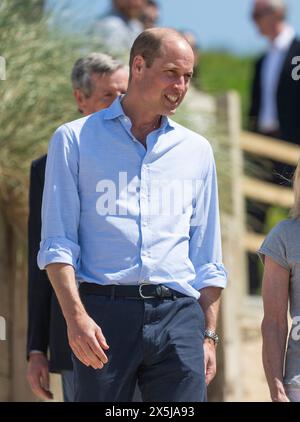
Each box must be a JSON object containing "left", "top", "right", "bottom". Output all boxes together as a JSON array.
[{"left": 73, "top": 292, "right": 206, "bottom": 402}]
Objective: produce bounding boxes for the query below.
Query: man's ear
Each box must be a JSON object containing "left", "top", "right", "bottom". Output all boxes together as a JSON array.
[
  {"left": 131, "top": 55, "right": 145, "bottom": 79},
  {"left": 73, "top": 89, "right": 85, "bottom": 112}
]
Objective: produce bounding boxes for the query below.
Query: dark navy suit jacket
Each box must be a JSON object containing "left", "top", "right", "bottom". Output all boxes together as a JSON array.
[
  {"left": 249, "top": 38, "right": 300, "bottom": 144},
  {"left": 27, "top": 154, "right": 72, "bottom": 372}
]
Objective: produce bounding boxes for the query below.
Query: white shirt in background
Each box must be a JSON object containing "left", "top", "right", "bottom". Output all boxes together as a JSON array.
[{"left": 258, "top": 25, "right": 295, "bottom": 133}]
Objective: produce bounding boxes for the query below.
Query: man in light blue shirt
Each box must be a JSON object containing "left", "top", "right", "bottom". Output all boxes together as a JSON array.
[{"left": 38, "top": 27, "right": 227, "bottom": 402}]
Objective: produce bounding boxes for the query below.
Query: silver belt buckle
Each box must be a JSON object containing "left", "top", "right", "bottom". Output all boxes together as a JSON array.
[{"left": 138, "top": 283, "right": 156, "bottom": 299}]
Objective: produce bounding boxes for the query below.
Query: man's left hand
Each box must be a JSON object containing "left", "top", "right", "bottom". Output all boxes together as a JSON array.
[{"left": 203, "top": 338, "right": 217, "bottom": 385}]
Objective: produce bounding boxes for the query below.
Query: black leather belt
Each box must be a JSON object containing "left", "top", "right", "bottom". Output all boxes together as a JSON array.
[{"left": 79, "top": 282, "right": 186, "bottom": 299}]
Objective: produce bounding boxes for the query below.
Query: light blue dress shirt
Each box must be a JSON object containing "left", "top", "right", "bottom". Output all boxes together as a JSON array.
[{"left": 38, "top": 97, "right": 227, "bottom": 299}]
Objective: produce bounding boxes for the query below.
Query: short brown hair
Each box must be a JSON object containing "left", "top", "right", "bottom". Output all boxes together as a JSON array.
[
  {"left": 129, "top": 30, "right": 162, "bottom": 72},
  {"left": 129, "top": 28, "right": 188, "bottom": 78}
]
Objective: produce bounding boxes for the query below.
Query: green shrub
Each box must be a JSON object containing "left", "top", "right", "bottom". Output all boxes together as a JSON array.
[
  {"left": 0, "top": 0, "right": 82, "bottom": 234},
  {"left": 194, "top": 51, "right": 256, "bottom": 128}
]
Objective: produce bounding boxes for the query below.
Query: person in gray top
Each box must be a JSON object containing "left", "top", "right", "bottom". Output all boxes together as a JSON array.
[
  {"left": 90, "top": 0, "right": 145, "bottom": 53},
  {"left": 258, "top": 158, "right": 300, "bottom": 402}
]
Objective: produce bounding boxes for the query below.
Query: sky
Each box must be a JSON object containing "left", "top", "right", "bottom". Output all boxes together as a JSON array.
[
  {"left": 45, "top": 0, "right": 300, "bottom": 55},
  {"left": 159, "top": 0, "right": 300, "bottom": 54}
]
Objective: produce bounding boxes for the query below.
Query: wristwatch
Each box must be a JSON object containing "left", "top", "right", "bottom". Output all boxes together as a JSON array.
[{"left": 204, "top": 329, "right": 219, "bottom": 345}]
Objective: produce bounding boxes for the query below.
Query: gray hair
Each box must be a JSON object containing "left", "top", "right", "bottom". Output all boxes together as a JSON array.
[
  {"left": 71, "top": 53, "right": 124, "bottom": 97},
  {"left": 253, "top": 0, "right": 287, "bottom": 17},
  {"left": 267, "top": 0, "right": 287, "bottom": 9},
  {"left": 129, "top": 28, "right": 189, "bottom": 79}
]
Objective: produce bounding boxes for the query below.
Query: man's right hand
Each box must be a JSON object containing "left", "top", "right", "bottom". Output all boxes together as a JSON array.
[
  {"left": 27, "top": 353, "right": 53, "bottom": 400},
  {"left": 45, "top": 264, "right": 109, "bottom": 369},
  {"left": 67, "top": 312, "right": 109, "bottom": 370}
]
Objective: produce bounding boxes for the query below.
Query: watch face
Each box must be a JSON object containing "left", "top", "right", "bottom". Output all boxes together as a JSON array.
[{"left": 204, "top": 330, "right": 219, "bottom": 343}]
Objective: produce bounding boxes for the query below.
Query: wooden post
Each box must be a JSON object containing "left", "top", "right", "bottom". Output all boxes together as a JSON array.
[
  {"left": 216, "top": 92, "right": 248, "bottom": 401},
  {"left": 11, "top": 232, "right": 36, "bottom": 401},
  {"left": 0, "top": 210, "right": 12, "bottom": 401}
]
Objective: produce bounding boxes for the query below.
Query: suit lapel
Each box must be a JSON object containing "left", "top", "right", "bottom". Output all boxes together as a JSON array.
[{"left": 277, "top": 38, "right": 297, "bottom": 89}]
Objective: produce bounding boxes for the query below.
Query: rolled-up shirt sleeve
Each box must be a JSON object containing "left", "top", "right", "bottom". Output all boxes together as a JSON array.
[
  {"left": 189, "top": 145, "right": 228, "bottom": 291},
  {"left": 37, "top": 124, "right": 81, "bottom": 270}
]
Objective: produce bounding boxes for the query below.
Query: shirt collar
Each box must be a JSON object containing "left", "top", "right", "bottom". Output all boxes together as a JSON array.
[
  {"left": 272, "top": 25, "right": 295, "bottom": 50},
  {"left": 103, "top": 96, "right": 175, "bottom": 130},
  {"left": 103, "top": 95, "right": 125, "bottom": 120}
]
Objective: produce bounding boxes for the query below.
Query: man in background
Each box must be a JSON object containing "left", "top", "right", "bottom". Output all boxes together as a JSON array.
[
  {"left": 26, "top": 53, "right": 128, "bottom": 402},
  {"left": 91, "top": 0, "right": 146, "bottom": 53},
  {"left": 140, "top": 0, "right": 159, "bottom": 29},
  {"left": 249, "top": 0, "right": 300, "bottom": 156}
]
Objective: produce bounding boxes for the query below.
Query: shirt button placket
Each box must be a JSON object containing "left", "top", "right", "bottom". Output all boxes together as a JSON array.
[
  {"left": 145, "top": 165, "right": 151, "bottom": 259},
  {"left": 140, "top": 162, "right": 151, "bottom": 276}
]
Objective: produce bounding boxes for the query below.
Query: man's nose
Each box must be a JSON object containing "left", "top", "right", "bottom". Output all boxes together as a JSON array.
[{"left": 173, "top": 76, "right": 186, "bottom": 90}]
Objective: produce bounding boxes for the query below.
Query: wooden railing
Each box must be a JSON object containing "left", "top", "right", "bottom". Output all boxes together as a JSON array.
[
  {"left": 241, "top": 130, "right": 300, "bottom": 253},
  {"left": 210, "top": 92, "right": 300, "bottom": 401}
]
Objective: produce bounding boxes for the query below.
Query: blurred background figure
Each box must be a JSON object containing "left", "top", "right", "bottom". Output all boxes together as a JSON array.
[
  {"left": 140, "top": 0, "right": 159, "bottom": 29},
  {"left": 247, "top": 0, "right": 300, "bottom": 293},
  {"left": 26, "top": 53, "right": 128, "bottom": 403},
  {"left": 249, "top": 0, "right": 300, "bottom": 155},
  {"left": 90, "top": 0, "right": 146, "bottom": 53},
  {"left": 44, "top": 0, "right": 102, "bottom": 35}
]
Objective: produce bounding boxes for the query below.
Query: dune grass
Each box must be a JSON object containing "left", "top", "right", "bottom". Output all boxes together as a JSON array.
[
  {"left": 0, "top": 0, "right": 82, "bottom": 235},
  {"left": 195, "top": 51, "right": 256, "bottom": 128}
]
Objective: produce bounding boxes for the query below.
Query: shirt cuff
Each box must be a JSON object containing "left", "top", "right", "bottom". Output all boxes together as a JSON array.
[
  {"left": 192, "top": 262, "right": 228, "bottom": 291},
  {"left": 37, "top": 237, "right": 80, "bottom": 270}
]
